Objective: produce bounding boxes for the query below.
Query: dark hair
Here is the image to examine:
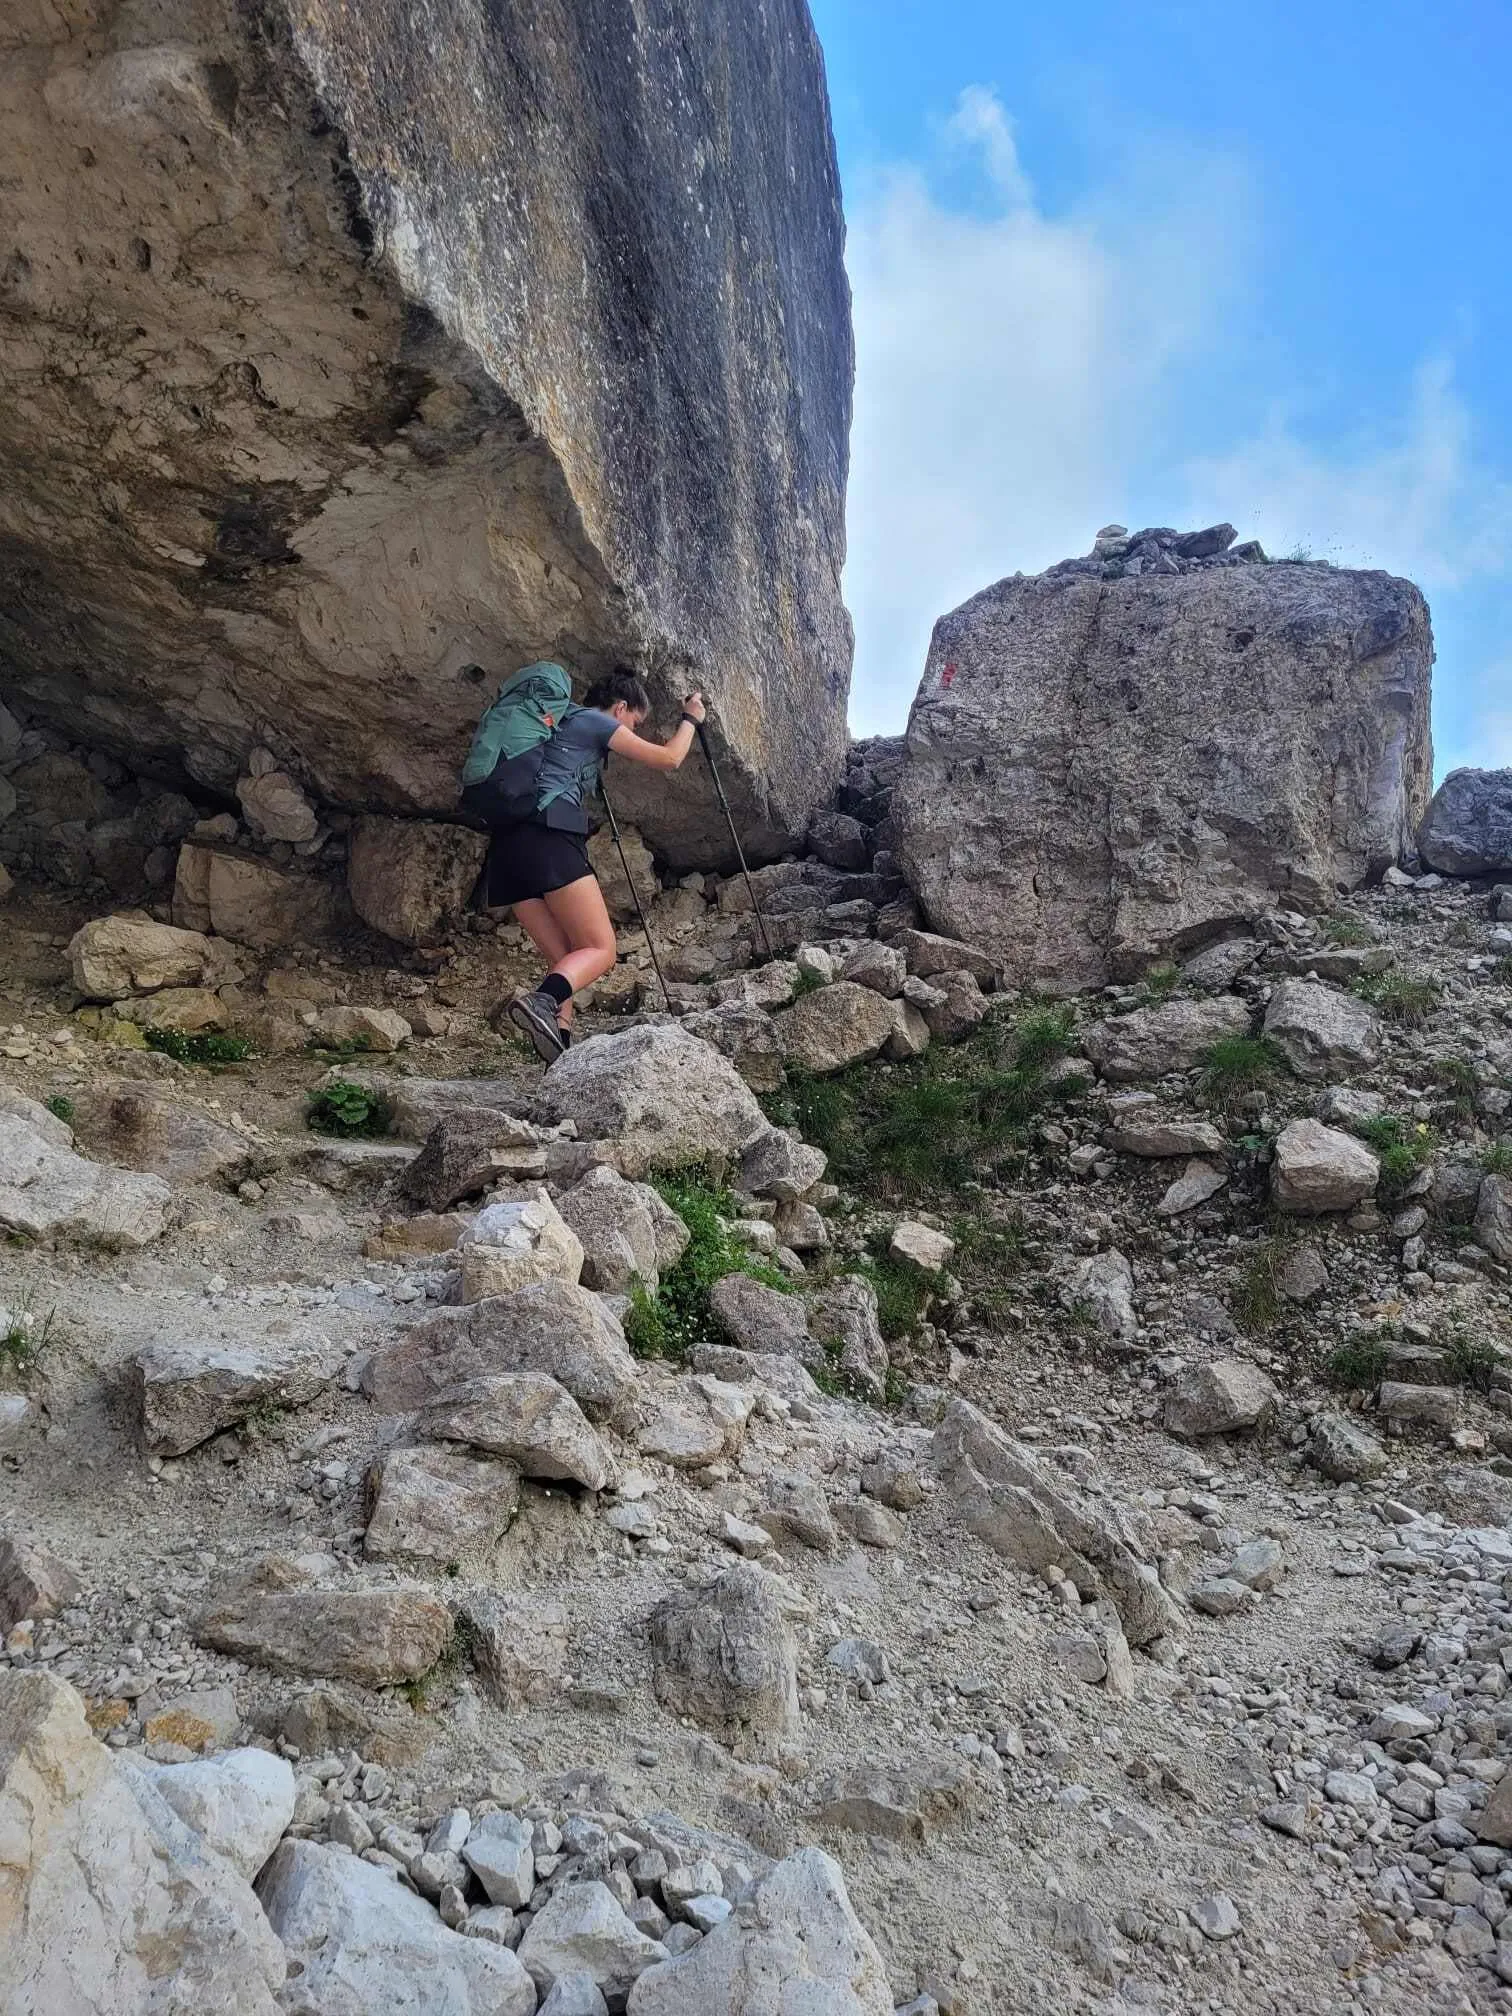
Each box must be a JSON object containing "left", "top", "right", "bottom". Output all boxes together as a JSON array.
[{"left": 582, "top": 665, "right": 651, "bottom": 716}]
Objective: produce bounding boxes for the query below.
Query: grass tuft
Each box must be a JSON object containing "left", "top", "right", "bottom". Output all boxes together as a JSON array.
[
  {"left": 622, "top": 1172, "right": 789, "bottom": 1363},
  {"left": 145, "top": 1029, "right": 254, "bottom": 1066},
  {"left": 1325, "top": 1335, "right": 1389, "bottom": 1392},
  {"left": 1353, "top": 1113, "right": 1435, "bottom": 1200},
  {"left": 1483, "top": 1141, "right": 1512, "bottom": 1177},
  {"left": 764, "top": 1008, "right": 1079, "bottom": 1202},
  {"left": 1202, "top": 1035, "right": 1283, "bottom": 1098},
  {"left": 1232, "top": 1237, "right": 1288, "bottom": 1333},
  {"left": 1354, "top": 970, "right": 1439, "bottom": 1027},
  {"left": 0, "top": 1293, "right": 55, "bottom": 1376},
  {"left": 1321, "top": 915, "right": 1373, "bottom": 948},
  {"left": 44, "top": 1094, "right": 75, "bottom": 1124}
]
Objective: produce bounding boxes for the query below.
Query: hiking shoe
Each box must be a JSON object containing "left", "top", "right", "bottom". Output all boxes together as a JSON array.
[{"left": 507, "top": 990, "right": 568, "bottom": 1064}]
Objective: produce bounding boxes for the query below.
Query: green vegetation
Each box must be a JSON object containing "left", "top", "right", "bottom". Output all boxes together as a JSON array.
[
  {"left": 1354, "top": 970, "right": 1440, "bottom": 1027},
  {"left": 1353, "top": 1113, "right": 1435, "bottom": 1200},
  {"left": 1137, "top": 963, "right": 1182, "bottom": 1002},
  {"left": 790, "top": 965, "right": 826, "bottom": 1000},
  {"left": 1201, "top": 1034, "right": 1283, "bottom": 1099},
  {"left": 0, "top": 1294, "right": 54, "bottom": 1376},
  {"left": 1232, "top": 1235, "right": 1288, "bottom": 1334},
  {"left": 623, "top": 1172, "right": 790, "bottom": 1363},
  {"left": 306, "top": 1078, "right": 393, "bottom": 1138},
  {"left": 1430, "top": 1055, "right": 1480, "bottom": 1117},
  {"left": 1445, "top": 1329, "right": 1500, "bottom": 1395},
  {"left": 1483, "top": 1141, "right": 1512, "bottom": 1177},
  {"left": 853, "top": 1248, "right": 930, "bottom": 1342},
  {"left": 305, "top": 1036, "right": 377, "bottom": 1061},
  {"left": 1325, "top": 1334, "right": 1389, "bottom": 1392},
  {"left": 43, "top": 1094, "right": 74, "bottom": 1124},
  {"left": 144, "top": 1029, "right": 254, "bottom": 1066},
  {"left": 765, "top": 1007, "right": 1079, "bottom": 1201},
  {"left": 1321, "top": 914, "right": 1373, "bottom": 948}
]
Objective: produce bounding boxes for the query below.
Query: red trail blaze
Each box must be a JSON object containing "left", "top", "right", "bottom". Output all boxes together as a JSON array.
[{"left": 940, "top": 662, "right": 957, "bottom": 689}]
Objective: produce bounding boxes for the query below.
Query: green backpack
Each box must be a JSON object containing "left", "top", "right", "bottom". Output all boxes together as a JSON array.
[{"left": 458, "top": 661, "right": 576, "bottom": 822}]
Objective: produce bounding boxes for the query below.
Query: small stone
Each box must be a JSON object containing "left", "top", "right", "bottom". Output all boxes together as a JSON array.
[
  {"left": 889, "top": 1221, "right": 955, "bottom": 1271},
  {"left": 1191, "top": 1894, "right": 1241, "bottom": 1941}
]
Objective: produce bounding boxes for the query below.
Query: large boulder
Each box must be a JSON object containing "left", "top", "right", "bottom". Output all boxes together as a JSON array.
[
  {"left": 134, "top": 1748, "right": 296, "bottom": 1883},
  {"left": 173, "top": 845, "right": 338, "bottom": 950},
  {"left": 68, "top": 1086, "right": 256, "bottom": 1189},
  {"left": 894, "top": 560, "right": 1431, "bottom": 987},
  {"left": 67, "top": 912, "right": 234, "bottom": 999},
  {"left": 1, "top": 3, "right": 851, "bottom": 865},
  {"left": 193, "top": 1559, "right": 452, "bottom": 1686},
  {"left": 258, "top": 1838, "right": 536, "bottom": 2015},
  {"left": 363, "top": 1445, "right": 521, "bottom": 1563},
  {"left": 131, "top": 1322, "right": 347, "bottom": 1457},
  {"left": 648, "top": 1563, "right": 802, "bottom": 1743},
  {"left": 931, "top": 1399, "right": 1181, "bottom": 1647},
  {"left": 772, "top": 981, "right": 899, "bottom": 1075},
  {"left": 1082, "top": 996, "right": 1250, "bottom": 1082},
  {"left": 0, "top": 1115, "right": 172, "bottom": 1249},
  {"left": 1272, "top": 1119, "right": 1379, "bottom": 1214},
  {"left": 348, "top": 816, "right": 488, "bottom": 946},
  {"left": 542, "top": 1026, "right": 770, "bottom": 1176},
  {"left": 457, "top": 1194, "right": 585, "bottom": 1304},
  {"left": 1419, "top": 768, "right": 1512, "bottom": 875},
  {"left": 1262, "top": 979, "right": 1382, "bottom": 1080},
  {"left": 418, "top": 1371, "right": 615, "bottom": 1491},
  {"left": 626, "top": 1847, "right": 892, "bottom": 2015},
  {"left": 558, "top": 1165, "right": 691, "bottom": 1295},
  {"left": 0, "top": 1671, "right": 285, "bottom": 2014},
  {"left": 364, "top": 1279, "right": 637, "bottom": 1418}
]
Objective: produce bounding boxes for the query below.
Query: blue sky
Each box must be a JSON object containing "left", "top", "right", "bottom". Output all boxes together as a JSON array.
[{"left": 809, "top": 0, "right": 1511, "bottom": 771}]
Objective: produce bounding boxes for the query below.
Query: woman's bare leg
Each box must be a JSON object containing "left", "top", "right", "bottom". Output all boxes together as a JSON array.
[
  {"left": 501, "top": 899, "right": 577, "bottom": 1030},
  {"left": 540, "top": 875, "right": 618, "bottom": 1003}
]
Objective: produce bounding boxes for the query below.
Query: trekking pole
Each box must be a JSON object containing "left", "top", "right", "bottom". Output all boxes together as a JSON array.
[
  {"left": 695, "top": 720, "right": 774, "bottom": 961},
  {"left": 600, "top": 777, "right": 673, "bottom": 1013}
]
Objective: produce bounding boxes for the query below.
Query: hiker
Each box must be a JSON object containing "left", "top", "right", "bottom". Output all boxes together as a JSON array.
[{"left": 462, "top": 663, "right": 705, "bottom": 1061}]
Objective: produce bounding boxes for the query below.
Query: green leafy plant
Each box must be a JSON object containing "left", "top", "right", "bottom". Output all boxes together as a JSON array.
[
  {"left": 1201, "top": 1035, "right": 1282, "bottom": 1098},
  {"left": 306, "top": 1079, "right": 393, "bottom": 1138},
  {"left": 790, "top": 966, "right": 826, "bottom": 1000},
  {"left": 44, "top": 1094, "right": 75, "bottom": 1124},
  {"left": 145, "top": 1029, "right": 254, "bottom": 1066},
  {"left": 1354, "top": 1113, "right": 1435, "bottom": 1200},
  {"left": 1, "top": 1294, "right": 55, "bottom": 1375},
  {"left": 1354, "top": 970, "right": 1439, "bottom": 1027},
  {"left": 623, "top": 1173, "right": 789, "bottom": 1363},
  {"left": 1325, "top": 1335, "right": 1389, "bottom": 1392},
  {"left": 1483, "top": 1141, "right": 1512, "bottom": 1176}
]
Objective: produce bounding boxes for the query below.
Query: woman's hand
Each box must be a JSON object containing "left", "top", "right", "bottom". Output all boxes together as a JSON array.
[{"left": 681, "top": 691, "right": 707, "bottom": 724}]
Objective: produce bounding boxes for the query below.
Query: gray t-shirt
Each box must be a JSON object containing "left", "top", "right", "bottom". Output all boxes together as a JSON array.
[{"left": 535, "top": 706, "right": 619, "bottom": 814}]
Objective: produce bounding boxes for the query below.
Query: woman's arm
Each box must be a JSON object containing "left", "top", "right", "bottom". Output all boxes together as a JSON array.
[{"left": 608, "top": 692, "right": 706, "bottom": 771}]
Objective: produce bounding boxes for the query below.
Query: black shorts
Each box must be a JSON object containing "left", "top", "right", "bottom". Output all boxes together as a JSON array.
[{"left": 486, "top": 819, "right": 591, "bottom": 906}]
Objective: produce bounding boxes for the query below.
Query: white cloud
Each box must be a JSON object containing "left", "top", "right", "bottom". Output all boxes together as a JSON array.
[
  {"left": 1179, "top": 355, "right": 1512, "bottom": 588},
  {"left": 843, "top": 86, "right": 1254, "bottom": 732},
  {"left": 842, "top": 92, "right": 1512, "bottom": 760}
]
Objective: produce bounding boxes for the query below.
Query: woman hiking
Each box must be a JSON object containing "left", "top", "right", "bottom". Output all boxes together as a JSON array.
[{"left": 472, "top": 665, "right": 705, "bottom": 1062}]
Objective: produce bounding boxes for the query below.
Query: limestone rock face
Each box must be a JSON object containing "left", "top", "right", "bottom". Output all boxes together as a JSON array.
[
  {"left": 2, "top": 0, "right": 852, "bottom": 866},
  {"left": 894, "top": 561, "right": 1432, "bottom": 988},
  {"left": 0, "top": 1671, "right": 285, "bottom": 2015}
]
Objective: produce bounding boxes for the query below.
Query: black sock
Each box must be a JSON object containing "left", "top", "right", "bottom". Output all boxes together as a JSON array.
[{"left": 538, "top": 972, "right": 573, "bottom": 1008}]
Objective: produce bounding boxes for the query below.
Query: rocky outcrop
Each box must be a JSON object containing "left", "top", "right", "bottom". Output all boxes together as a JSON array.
[
  {"left": 893, "top": 535, "right": 1433, "bottom": 989},
  {"left": 1, "top": 0, "right": 853, "bottom": 866},
  {"left": 1419, "top": 768, "right": 1512, "bottom": 875}
]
